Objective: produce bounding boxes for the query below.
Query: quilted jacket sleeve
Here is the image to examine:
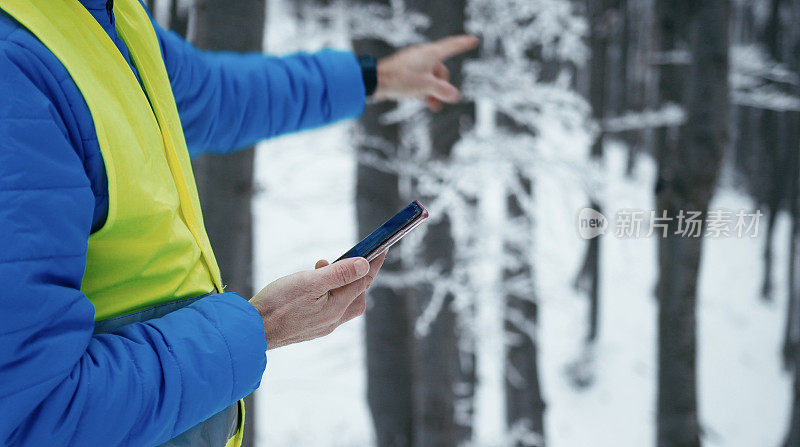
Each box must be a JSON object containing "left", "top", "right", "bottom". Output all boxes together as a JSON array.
[
  {"left": 0, "top": 44, "right": 268, "bottom": 447},
  {"left": 152, "top": 18, "right": 366, "bottom": 157}
]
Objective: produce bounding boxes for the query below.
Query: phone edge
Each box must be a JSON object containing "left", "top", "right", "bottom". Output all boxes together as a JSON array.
[{"left": 365, "top": 201, "right": 429, "bottom": 261}]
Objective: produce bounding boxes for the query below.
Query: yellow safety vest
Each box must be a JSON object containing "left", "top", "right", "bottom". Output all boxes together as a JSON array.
[{"left": 0, "top": 0, "right": 244, "bottom": 445}]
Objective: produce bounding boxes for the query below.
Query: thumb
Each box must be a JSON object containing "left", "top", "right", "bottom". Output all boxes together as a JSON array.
[
  {"left": 427, "top": 78, "right": 460, "bottom": 103},
  {"left": 313, "top": 257, "right": 370, "bottom": 292}
]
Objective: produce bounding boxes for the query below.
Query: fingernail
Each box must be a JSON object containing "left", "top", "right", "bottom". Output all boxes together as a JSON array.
[{"left": 354, "top": 259, "right": 369, "bottom": 276}]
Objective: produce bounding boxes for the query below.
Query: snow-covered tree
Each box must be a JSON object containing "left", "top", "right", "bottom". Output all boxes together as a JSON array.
[{"left": 463, "top": 0, "right": 590, "bottom": 444}]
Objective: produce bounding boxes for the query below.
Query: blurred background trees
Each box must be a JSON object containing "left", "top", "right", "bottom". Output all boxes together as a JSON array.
[{"left": 151, "top": 0, "right": 800, "bottom": 445}]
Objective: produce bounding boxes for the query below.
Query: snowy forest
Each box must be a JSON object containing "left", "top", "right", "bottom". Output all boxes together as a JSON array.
[{"left": 149, "top": 0, "right": 800, "bottom": 446}]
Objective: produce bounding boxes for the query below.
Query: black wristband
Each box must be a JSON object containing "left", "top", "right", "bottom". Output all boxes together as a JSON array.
[{"left": 358, "top": 54, "right": 378, "bottom": 97}]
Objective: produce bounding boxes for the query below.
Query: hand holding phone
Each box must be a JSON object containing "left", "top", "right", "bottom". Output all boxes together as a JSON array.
[{"left": 336, "top": 200, "right": 429, "bottom": 262}]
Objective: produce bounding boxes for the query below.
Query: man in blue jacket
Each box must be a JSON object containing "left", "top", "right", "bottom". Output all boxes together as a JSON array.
[{"left": 0, "top": 0, "right": 478, "bottom": 445}]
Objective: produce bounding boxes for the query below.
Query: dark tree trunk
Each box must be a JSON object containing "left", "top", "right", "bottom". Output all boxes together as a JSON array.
[
  {"left": 782, "top": 1, "right": 800, "bottom": 444},
  {"left": 615, "top": 0, "right": 628, "bottom": 117},
  {"left": 586, "top": 0, "right": 611, "bottom": 160},
  {"left": 351, "top": 27, "right": 416, "bottom": 445},
  {"left": 785, "top": 355, "right": 800, "bottom": 447},
  {"left": 189, "top": 2, "right": 265, "bottom": 447},
  {"left": 762, "top": 185, "right": 779, "bottom": 300},
  {"left": 574, "top": 221, "right": 601, "bottom": 342},
  {"left": 759, "top": 0, "right": 788, "bottom": 302},
  {"left": 404, "top": 1, "right": 475, "bottom": 445},
  {"left": 785, "top": 124, "right": 800, "bottom": 447},
  {"left": 785, "top": 114, "right": 800, "bottom": 373},
  {"left": 784, "top": 117, "right": 800, "bottom": 446},
  {"left": 654, "top": 1, "right": 729, "bottom": 447},
  {"left": 652, "top": 0, "right": 688, "bottom": 171},
  {"left": 169, "top": 0, "right": 189, "bottom": 38},
  {"left": 574, "top": 0, "right": 617, "bottom": 344},
  {"left": 357, "top": 108, "right": 415, "bottom": 447},
  {"left": 624, "top": 0, "right": 655, "bottom": 175},
  {"left": 503, "top": 172, "right": 545, "bottom": 445}
]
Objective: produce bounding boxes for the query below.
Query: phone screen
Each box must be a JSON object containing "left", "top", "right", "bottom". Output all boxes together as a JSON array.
[{"left": 335, "top": 200, "right": 429, "bottom": 262}]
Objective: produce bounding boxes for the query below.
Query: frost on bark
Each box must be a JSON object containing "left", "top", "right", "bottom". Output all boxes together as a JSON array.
[{"left": 465, "top": 0, "right": 588, "bottom": 443}]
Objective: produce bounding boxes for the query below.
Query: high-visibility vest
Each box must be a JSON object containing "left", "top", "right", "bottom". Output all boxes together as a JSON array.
[{"left": 0, "top": 0, "right": 243, "bottom": 445}]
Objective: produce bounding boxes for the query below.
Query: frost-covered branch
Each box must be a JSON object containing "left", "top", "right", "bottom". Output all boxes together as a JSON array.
[
  {"left": 464, "top": 58, "right": 591, "bottom": 134},
  {"left": 731, "top": 86, "right": 800, "bottom": 112},
  {"left": 602, "top": 104, "right": 686, "bottom": 132},
  {"left": 504, "top": 419, "right": 545, "bottom": 447},
  {"left": 347, "top": 0, "right": 429, "bottom": 47},
  {"left": 730, "top": 44, "right": 800, "bottom": 112},
  {"left": 467, "top": 0, "right": 588, "bottom": 64},
  {"left": 732, "top": 45, "right": 799, "bottom": 87},
  {"left": 505, "top": 306, "right": 538, "bottom": 345}
]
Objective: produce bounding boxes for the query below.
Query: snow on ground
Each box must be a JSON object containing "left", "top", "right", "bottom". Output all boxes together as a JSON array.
[
  {"left": 533, "top": 143, "right": 658, "bottom": 447},
  {"left": 253, "top": 127, "right": 792, "bottom": 446},
  {"left": 698, "top": 192, "right": 792, "bottom": 447}
]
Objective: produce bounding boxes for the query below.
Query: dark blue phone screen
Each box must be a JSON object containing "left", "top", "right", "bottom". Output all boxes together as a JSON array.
[{"left": 336, "top": 201, "right": 424, "bottom": 261}]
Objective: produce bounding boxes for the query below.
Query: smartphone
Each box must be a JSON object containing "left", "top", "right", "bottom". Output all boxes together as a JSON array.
[{"left": 335, "top": 200, "right": 429, "bottom": 262}]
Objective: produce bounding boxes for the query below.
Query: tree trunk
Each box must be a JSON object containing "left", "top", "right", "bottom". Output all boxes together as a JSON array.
[
  {"left": 169, "top": 0, "right": 189, "bottom": 38},
  {"left": 586, "top": 0, "right": 613, "bottom": 160},
  {"left": 784, "top": 131, "right": 800, "bottom": 447},
  {"left": 655, "top": 1, "right": 729, "bottom": 447},
  {"left": 624, "top": 0, "right": 655, "bottom": 175},
  {"left": 574, "top": 0, "right": 617, "bottom": 344},
  {"left": 652, "top": 0, "right": 688, "bottom": 172},
  {"left": 759, "top": 0, "right": 789, "bottom": 302},
  {"left": 403, "top": 1, "right": 475, "bottom": 445},
  {"left": 189, "top": 2, "right": 265, "bottom": 447},
  {"left": 781, "top": 0, "right": 800, "bottom": 443},
  {"left": 494, "top": 50, "right": 546, "bottom": 437},
  {"left": 351, "top": 27, "right": 417, "bottom": 445},
  {"left": 357, "top": 108, "right": 415, "bottom": 447},
  {"left": 785, "top": 361, "right": 800, "bottom": 447},
  {"left": 503, "top": 173, "right": 545, "bottom": 446}
]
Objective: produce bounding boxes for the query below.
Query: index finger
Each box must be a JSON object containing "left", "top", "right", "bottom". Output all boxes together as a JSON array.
[
  {"left": 368, "top": 252, "right": 386, "bottom": 278},
  {"left": 428, "top": 35, "right": 480, "bottom": 60}
]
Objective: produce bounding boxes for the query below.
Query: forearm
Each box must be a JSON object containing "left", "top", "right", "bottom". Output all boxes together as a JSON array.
[{"left": 154, "top": 20, "right": 366, "bottom": 156}]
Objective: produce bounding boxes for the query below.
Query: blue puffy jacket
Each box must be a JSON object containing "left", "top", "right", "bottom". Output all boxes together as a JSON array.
[{"left": 0, "top": 0, "right": 366, "bottom": 445}]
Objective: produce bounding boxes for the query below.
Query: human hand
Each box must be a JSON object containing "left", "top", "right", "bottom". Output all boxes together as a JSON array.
[
  {"left": 374, "top": 35, "right": 479, "bottom": 111},
  {"left": 250, "top": 253, "right": 386, "bottom": 349}
]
